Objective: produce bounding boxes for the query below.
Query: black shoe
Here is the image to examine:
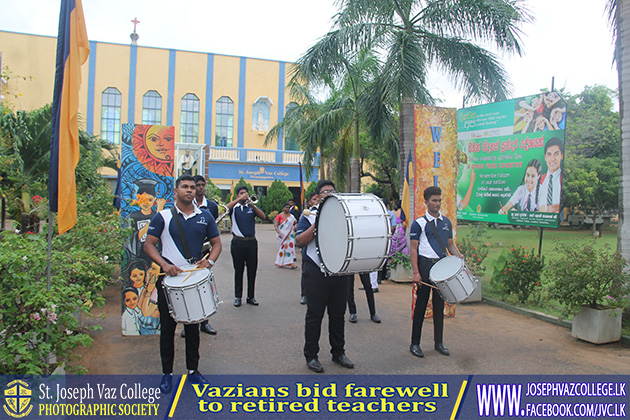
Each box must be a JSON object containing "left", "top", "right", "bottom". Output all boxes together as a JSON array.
[
  {"left": 410, "top": 344, "right": 424, "bottom": 358},
  {"left": 246, "top": 298, "right": 259, "bottom": 306},
  {"left": 370, "top": 314, "right": 381, "bottom": 323},
  {"left": 349, "top": 313, "right": 357, "bottom": 323},
  {"left": 435, "top": 343, "right": 450, "bottom": 356},
  {"left": 200, "top": 322, "right": 217, "bottom": 335},
  {"left": 234, "top": 298, "right": 241, "bottom": 307},
  {"left": 159, "top": 374, "right": 173, "bottom": 394},
  {"left": 372, "top": 288, "right": 379, "bottom": 293},
  {"left": 180, "top": 329, "right": 185, "bottom": 338},
  {"left": 300, "top": 295, "right": 307, "bottom": 305},
  {"left": 188, "top": 370, "right": 209, "bottom": 385},
  {"left": 332, "top": 354, "right": 354, "bottom": 369},
  {"left": 306, "top": 358, "right": 324, "bottom": 373}
]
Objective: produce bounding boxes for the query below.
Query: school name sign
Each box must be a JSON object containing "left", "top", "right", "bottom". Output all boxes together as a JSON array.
[{"left": 456, "top": 93, "right": 567, "bottom": 228}]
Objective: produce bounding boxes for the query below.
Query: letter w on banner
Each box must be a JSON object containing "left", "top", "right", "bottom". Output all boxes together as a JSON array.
[{"left": 49, "top": 0, "right": 90, "bottom": 234}]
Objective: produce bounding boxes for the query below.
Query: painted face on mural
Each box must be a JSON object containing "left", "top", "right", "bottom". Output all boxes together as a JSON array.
[
  {"left": 145, "top": 126, "right": 174, "bottom": 161},
  {"left": 130, "top": 268, "right": 146, "bottom": 288},
  {"left": 524, "top": 166, "right": 540, "bottom": 193},
  {"left": 124, "top": 291, "right": 138, "bottom": 309}
]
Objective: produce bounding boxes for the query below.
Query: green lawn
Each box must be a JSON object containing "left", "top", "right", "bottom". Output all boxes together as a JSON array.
[
  {"left": 457, "top": 225, "right": 617, "bottom": 283},
  {"left": 456, "top": 224, "right": 629, "bottom": 335}
]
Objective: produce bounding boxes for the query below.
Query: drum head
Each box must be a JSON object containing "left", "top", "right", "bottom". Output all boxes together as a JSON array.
[
  {"left": 315, "top": 195, "right": 349, "bottom": 273},
  {"left": 163, "top": 264, "right": 211, "bottom": 288},
  {"left": 429, "top": 256, "right": 463, "bottom": 282}
]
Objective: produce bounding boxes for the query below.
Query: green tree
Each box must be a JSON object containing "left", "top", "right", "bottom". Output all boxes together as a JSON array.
[
  {"left": 289, "top": 47, "right": 397, "bottom": 192},
  {"left": 0, "top": 103, "right": 116, "bottom": 222},
  {"left": 563, "top": 156, "right": 619, "bottom": 235},
  {"left": 204, "top": 178, "right": 223, "bottom": 202},
  {"left": 313, "top": 0, "right": 531, "bottom": 196},
  {"left": 260, "top": 179, "right": 293, "bottom": 216},
  {"left": 565, "top": 85, "right": 620, "bottom": 160}
]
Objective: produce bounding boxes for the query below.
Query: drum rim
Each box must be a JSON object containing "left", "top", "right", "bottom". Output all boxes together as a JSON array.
[{"left": 429, "top": 255, "right": 464, "bottom": 282}]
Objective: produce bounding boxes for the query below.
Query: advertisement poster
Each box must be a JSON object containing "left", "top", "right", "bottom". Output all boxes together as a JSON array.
[
  {"left": 119, "top": 124, "right": 175, "bottom": 336},
  {"left": 456, "top": 92, "right": 566, "bottom": 228}
]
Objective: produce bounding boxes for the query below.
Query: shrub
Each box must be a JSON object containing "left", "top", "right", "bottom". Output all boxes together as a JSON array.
[
  {"left": 0, "top": 186, "right": 127, "bottom": 374},
  {"left": 546, "top": 242, "right": 629, "bottom": 317},
  {"left": 389, "top": 251, "right": 411, "bottom": 270},
  {"left": 260, "top": 179, "right": 292, "bottom": 216},
  {"left": 491, "top": 246, "right": 544, "bottom": 303},
  {"left": 458, "top": 238, "right": 488, "bottom": 277}
]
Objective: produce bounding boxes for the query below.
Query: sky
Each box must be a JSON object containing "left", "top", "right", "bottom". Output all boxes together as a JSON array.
[{"left": 0, "top": 0, "right": 618, "bottom": 109}]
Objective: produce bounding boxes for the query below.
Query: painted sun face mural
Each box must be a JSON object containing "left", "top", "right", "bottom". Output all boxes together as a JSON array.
[{"left": 132, "top": 125, "right": 175, "bottom": 177}]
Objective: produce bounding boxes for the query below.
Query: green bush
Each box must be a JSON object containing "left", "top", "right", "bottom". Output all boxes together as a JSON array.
[
  {"left": 0, "top": 187, "right": 127, "bottom": 374},
  {"left": 389, "top": 251, "right": 411, "bottom": 270},
  {"left": 546, "top": 242, "right": 629, "bottom": 317},
  {"left": 491, "top": 246, "right": 544, "bottom": 303},
  {"left": 458, "top": 238, "right": 488, "bottom": 277},
  {"left": 260, "top": 179, "right": 292, "bottom": 216}
]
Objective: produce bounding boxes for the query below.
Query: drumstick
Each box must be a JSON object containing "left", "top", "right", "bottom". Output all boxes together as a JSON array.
[
  {"left": 158, "top": 267, "right": 207, "bottom": 276},
  {"left": 407, "top": 277, "right": 439, "bottom": 289}
]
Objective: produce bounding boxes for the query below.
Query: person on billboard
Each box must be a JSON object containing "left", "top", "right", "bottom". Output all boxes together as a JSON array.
[
  {"left": 537, "top": 137, "right": 564, "bottom": 213},
  {"left": 498, "top": 159, "right": 542, "bottom": 213}
]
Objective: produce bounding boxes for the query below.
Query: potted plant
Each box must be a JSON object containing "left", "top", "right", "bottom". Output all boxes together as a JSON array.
[
  {"left": 546, "top": 242, "right": 629, "bottom": 344},
  {"left": 389, "top": 251, "right": 412, "bottom": 283}
]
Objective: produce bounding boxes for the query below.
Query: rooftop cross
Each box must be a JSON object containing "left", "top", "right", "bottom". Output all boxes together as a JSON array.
[{"left": 131, "top": 17, "right": 140, "bottom": 33}]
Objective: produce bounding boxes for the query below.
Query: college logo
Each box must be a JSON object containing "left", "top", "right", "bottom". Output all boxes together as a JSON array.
[{"left": 3, "top": 379, "right": 33, "bottom": 418}]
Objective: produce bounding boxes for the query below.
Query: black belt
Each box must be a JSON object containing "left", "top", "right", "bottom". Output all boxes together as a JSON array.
[
  {"left": 419, "top": 256, "right": 441, "bottom": 264},
  {"left": 233, "top": 235, "right": 256, "bottom": 241}
]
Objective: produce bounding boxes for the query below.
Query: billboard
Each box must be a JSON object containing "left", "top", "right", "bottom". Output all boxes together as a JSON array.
[{"left": 456, "top": 92, "right": 566, "bottom": 228}]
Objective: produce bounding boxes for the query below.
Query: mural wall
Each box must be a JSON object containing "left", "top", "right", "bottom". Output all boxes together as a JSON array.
[{"left": 120, "top": 123, "right": 175, "bottom": 335}]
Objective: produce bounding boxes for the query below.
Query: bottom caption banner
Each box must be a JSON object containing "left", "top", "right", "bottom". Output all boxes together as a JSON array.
[{"left": 1, "top": 375, "right": 627, "bottom": 419}]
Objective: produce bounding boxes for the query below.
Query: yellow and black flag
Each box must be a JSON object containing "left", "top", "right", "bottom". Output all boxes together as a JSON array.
[{"left": 49, "top": 0, "right": 89, "bottom": 234}]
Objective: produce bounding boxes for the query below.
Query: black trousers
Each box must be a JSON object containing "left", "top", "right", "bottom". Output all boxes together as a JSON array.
[
  {"left": 157, "top": 277, "right": 200, "bottom": 373},
  {"left": 347, "top": 273, "right": 376, "bottom": 316},
  {"left": 231, "top": 238, "right": 258, "bottom": 299},
  {"left": 300, "top": 262, "right": 306, "bottom": 297},
  {"left": 303, "top": 260, "right": 350, "bottom": 360},
  {"left": 411, "top": 257, "right": 444, "bottom": 346}
]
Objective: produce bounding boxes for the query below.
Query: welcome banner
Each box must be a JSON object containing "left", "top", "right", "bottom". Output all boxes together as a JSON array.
[{"left": 456, "top": 93, "right": 567, "bottom": 228}]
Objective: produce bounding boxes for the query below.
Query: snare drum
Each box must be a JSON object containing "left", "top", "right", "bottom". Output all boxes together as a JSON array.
[
  {"left": 163, "top": 265, "right": 220, "bottom": 324},
  {"left": 315, "top": 193, "right": 391, "bottom": 275},
  {"left": 429, "top": 256, "right": 477, "bottom": 304}
]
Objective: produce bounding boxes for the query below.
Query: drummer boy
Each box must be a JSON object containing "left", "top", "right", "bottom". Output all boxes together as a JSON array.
[
  {"left": 144, "top": 174, "right": 222, "bottom": 393},
  {"left": 409, "top": 186, "right": 462, "bottom": 359}
]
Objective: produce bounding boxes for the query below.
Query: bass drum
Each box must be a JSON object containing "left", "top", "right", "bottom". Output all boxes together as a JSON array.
[{"left": 315, "top": 193, "right": 391, "bottom": 275}]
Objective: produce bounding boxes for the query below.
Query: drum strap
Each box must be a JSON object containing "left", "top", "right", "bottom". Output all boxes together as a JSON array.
[
  {"left": 171, "top": 207, "right": 193, "bottom": 262},
  {"left": 424, "top": 216, "right": 447, "bottom": 257}
]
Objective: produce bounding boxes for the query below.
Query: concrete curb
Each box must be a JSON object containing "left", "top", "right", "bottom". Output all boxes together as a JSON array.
[{"left": 482, "top": 297, "right": 630, "bottom": 346}]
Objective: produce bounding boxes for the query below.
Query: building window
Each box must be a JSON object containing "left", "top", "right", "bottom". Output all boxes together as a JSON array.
[
  {"left": 101, "top": 87, "right": 121, "bottom": 144},
  {"left": 180, "top": 93, "right": 199, "bottom": 143},
  {"left": 284, "top": 102, "right": 299, "bottom": 151},
  {"left": 252, "top": 96, "right": 272, "bottom": 131},
  {"left": 142, "top": 90, "right": 162, "bottom": 125},
  {"left": 215, "top": 96, "right": 234, "bottom": 147}
]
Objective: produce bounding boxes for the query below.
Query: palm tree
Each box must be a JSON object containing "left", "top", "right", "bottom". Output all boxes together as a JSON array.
[
  {"left": 313, "top": 0, "right": 531, "bottom": 208},
  {"left": 607, "top": 0, "right": 630, "bottom": 258},
  {"left": 289, "top": 46, "right": 397, "bottom": 192}
]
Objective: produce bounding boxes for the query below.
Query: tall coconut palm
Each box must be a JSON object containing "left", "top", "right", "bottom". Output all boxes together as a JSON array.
[
  {"left": 314, "top": 0, "right": 531, "bottom": 211},
  {"left": 291, "top": 44, "right": 397, "bottom": 192},
  {"left": 607, "top": 0, "right": 630, "bottom": 258}
]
